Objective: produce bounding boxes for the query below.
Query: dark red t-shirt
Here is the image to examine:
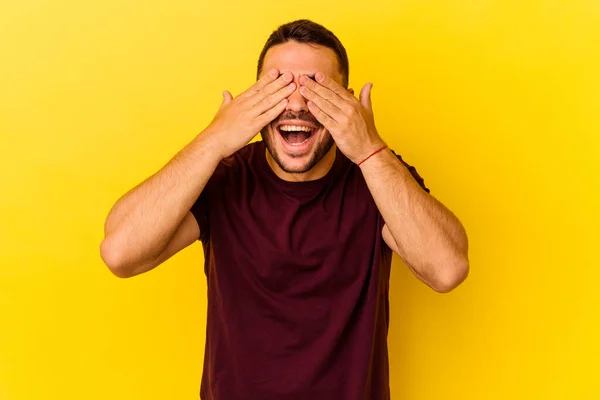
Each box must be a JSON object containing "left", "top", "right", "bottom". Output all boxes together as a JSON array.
[{"left": 191, "top": 141, "right": 428, "bottom": 400}]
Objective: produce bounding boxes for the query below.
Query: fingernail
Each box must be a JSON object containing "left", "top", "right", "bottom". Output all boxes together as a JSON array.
[
  {"left": 284, "top": 72, "right": 293, "bottom": 80},
  {"left": 270, "top": 69, "right": 278, "bottom": 78},
  {"left": 299, "top": 76, "right": 307, "bottom": 85},
  {"left": 316, "top": 73, "right": 324, "bottom": 82}
]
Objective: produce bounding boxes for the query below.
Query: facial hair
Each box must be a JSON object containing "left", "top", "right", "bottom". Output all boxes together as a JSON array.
[{"left": 260, "top": 111, "right": 335, "bottom": 174}]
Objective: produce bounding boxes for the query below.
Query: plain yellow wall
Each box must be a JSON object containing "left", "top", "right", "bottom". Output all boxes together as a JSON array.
[{"left": 1, "top": 0, "right": 598, "bottom": 399}]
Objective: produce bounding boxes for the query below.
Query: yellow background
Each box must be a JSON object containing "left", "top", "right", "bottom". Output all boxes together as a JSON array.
[{"left": 1, "top": 0, "right": 598, "bottom": 399}]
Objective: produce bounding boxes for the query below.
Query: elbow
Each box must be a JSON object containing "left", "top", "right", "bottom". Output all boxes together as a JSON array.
[
  {"left": 99, "top": 237, "right": 136, "bottom": 278},
  {"left": 430, "top": 256, "right": 470, "bottom": 293}
]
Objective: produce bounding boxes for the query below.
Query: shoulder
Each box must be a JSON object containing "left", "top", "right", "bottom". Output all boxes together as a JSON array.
[
  {"left": 217, "top": 141, "right": 263, "bottom": 170},
  {"left": 205, "top": 142, "right": 264, "bottom": 188}
]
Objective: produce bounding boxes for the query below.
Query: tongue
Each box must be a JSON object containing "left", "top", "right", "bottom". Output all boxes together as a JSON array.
[{"left": 284, "top": 131, "right": 309, "bottom": 144}]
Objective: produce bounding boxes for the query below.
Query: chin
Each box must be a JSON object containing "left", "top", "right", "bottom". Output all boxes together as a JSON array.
[{"left": 261, "top": 124, "right": 334, "bottom": 174}]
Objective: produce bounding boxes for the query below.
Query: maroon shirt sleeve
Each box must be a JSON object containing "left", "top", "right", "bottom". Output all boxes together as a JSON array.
[
  {"left": 190, "top": 190, "right": 209, "bottom": 243},
  {"left": 190, "top": 158, "right": 233, "bottom": 244}
]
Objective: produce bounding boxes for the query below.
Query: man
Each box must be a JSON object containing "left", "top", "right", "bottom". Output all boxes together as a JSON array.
[{"left": 100, "top": 19, "right": 469, "bottom": 400}]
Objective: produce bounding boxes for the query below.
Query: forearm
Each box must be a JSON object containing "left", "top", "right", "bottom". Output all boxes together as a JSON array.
[
  {"left": 101, "top": 132, "right": 221, "bottom": 269},
  {"left": 359, "top": 148, "right": 469, "bottom": 292}
]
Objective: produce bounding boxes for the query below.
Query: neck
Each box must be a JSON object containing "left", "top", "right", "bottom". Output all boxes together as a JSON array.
[{"left": 265, "top": 145, "right": 337, "bottom": 182}]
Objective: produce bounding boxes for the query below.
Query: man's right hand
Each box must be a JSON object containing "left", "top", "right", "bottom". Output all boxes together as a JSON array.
[{"left": 204, "top": 68, "right": 296, "bottom": 159}]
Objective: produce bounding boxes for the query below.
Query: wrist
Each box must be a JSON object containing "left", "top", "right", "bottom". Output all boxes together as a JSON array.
[
  {"left": 190, "top": 129, "right": 227, "bottom": 164},
  {"left": 357, "top": 142, "right": 388, "bottom": 167}
]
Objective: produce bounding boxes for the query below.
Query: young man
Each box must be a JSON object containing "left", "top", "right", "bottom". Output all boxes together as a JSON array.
[{"left": 100, "top": 19, "right": 469, "bottom": 400}]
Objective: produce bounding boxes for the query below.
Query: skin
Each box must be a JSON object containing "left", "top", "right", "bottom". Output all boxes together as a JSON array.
[
  {"left": 100, "top": 68, "right": 295, "bottom": 277},
  {"left": 295, "top": 67, "right": 469, "bottom": 292},
  {"left": 260, "top": 42, "right": 469, "bottom": 292},
  {"left": 100, "top": 40, "right": 469, "bottom": 293},
  {"left": 258, "top": 42, "right": 343, "bottom": 181}
]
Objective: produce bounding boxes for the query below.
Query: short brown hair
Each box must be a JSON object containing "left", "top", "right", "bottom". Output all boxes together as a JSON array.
[{"left": 257, "top": 19, "right": 349, "bottom": 88}]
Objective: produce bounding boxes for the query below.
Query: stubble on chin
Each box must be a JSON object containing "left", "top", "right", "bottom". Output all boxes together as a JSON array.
[{"left": 260, "top": 126, "right": 335, "bottom": 174}]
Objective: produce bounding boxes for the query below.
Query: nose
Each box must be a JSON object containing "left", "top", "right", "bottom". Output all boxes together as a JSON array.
[{"left": 285, "top": 77, "right": 309, "bottom": 113}]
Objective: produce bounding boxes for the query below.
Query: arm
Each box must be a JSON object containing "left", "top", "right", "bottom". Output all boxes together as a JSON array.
[
  {"left": 100, "top": 69, "right": 296, "bottom": 277},
  {"left": 359, "top": 149, "right": 469, "bottom": 293},
  {"left": 298, "top": 73, "right": 469, "bottom": 293},
  {"left": 99, "top": 134, "right": 221, "bottom": 278}
]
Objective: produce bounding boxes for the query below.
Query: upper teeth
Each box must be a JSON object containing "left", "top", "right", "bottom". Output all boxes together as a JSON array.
[{"left": 279, "top": 125, "right": 313, "bottom": 132}]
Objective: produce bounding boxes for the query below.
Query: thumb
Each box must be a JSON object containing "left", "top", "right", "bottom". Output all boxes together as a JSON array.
[
  {"left": 220, "top": 90, "right": 233, "bottom": 108},
  {"left": 359, "top": 83, "right": 373, "bottom": 111}
]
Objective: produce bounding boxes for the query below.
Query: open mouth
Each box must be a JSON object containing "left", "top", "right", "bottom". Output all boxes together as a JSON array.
[{"left": 277, "top": 124, "right": 318, "bottom": 146}]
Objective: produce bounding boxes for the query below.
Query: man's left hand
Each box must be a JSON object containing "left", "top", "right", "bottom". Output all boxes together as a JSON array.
[{"left": 299, "top": 72, "right": 386, "bottom": 164}]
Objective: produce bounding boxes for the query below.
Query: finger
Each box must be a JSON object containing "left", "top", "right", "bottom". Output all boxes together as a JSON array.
[
  {"left": 306, "top": 100, "right": 338, "bottom": 131},
  {"left": 299, "top": 75, "right": 345, "bottom": 108},
  {"left": 250, "top": 71, "right": 294, "bottom": 106},
  {"left": 256, "top": 98, "right": 289, "bottom": 127},
  {"left": 359, "top": 83, "right": 373, "bottom": 111},
  {"left": 242, "top": 68, "right": 280, "bottom": 98},
  {"left": 315, "top": 72, "right": 355, "bottom": 102},
  {"left": 220, "top": 90, "right": 233, "bottom": 108},
  {"left": 254, "top": 81, "right": 296, "bottom": 114},
  {"left": 299, "top": 85, "right": 344, "bottom": 121}
]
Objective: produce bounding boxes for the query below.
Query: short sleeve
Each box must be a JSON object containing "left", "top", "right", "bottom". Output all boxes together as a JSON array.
[
  {"left": 190, "top": 189, "right": 210, "bottom": 243},
  {"left": 393, "top": 151, "right": 430, "bottom": 193},
  {"left": 189, "top": 158, "right": 231, "bottom": 244}
]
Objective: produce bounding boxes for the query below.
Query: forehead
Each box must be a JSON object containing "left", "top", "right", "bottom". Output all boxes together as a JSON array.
[{"left": 261, "top": 41, "right": 342, "bottom": 82}]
